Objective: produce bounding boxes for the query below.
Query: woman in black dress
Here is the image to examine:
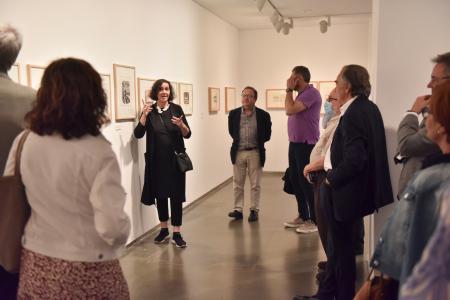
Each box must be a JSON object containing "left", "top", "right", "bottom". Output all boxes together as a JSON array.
[{"left": 134, "top": 79, "right": 191, "bottom": 248}]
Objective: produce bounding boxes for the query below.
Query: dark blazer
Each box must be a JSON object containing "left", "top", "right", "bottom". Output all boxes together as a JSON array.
[
  {"left": 326, "top": 96, "right": 394, "bottom": 221},
  {"left": 134, "top": 103, "right": 191, "bottom": 205},
  {"left": 228, "top": 106, "right": 272, "bottom": 167}
]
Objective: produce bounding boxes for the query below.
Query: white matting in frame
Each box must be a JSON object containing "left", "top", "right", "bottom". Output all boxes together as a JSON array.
[
  {"left": 100, "top": 74, "right": 112, "bottom": 119},
  {"left": 26, "top": 64, "right": 46, "bottom": 89},
  {"left": 171, "top": 81, "right": 179, "bottom": 105},
  {"left": 208, "top": 87, "right": 220, "bottom": 113},
  {"left": 137, "top": 77, "right": 156, "bottom": 111},
  {"left": 8, "top": 63, "right": 21, "bottom": 84},
  {"left": 179, "top": 82, "right": 193, "bottom": 115},
  {"left": 266, "top": 89, "right": 285, "bottom": 109},
  {"left": 318, "top": 81, "right": 336, "bottom": 115},
  {"left": 225, "top": 87, "right": 236, "bottom": 113},
  {"left": 113, "top": 64, "right": 137, "bottom": 121}
]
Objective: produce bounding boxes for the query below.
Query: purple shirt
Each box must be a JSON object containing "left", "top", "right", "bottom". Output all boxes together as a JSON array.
[{"left": 287, "top": 84, "right": 321, "bottom": 144}]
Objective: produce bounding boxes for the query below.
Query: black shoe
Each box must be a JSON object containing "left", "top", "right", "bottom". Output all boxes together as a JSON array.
[
  {"left": 172, "top": 232, "right": 187, "bottom": 248},
  {"left": 228, "top": 210, "right": 243, "bottom": 220},
  {"left": 317, "top": 260, "right": 327, "bottom": 271},
  {"left": 154, "top": 228, "right": 169, "bottom": 244},
  {"left": 248, "top": 210, "right": 258, "bottom": 222}
]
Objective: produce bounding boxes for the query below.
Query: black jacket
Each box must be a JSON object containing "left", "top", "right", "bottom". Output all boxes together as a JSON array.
[
  {"left": 326, "top": 96, "right": 394, "bottom": 221},
  {"left": 228, "top": 106, "right": 272, "bottom": 167}
]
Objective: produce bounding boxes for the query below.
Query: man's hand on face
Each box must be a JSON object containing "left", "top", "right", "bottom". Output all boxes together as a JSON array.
[{"left": 410, "top": 95, "right": 431, "bottom": 114}]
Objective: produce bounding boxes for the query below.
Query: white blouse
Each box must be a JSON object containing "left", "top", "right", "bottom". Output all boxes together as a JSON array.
[{"left": 4, "top": 131, "right": 130, "bottom": 262}]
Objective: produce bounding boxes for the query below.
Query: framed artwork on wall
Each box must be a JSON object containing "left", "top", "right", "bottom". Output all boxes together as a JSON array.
[
  {"left": 266, "top": 89, "right": 286, "bottom": 109},
  {"left": 171, "top": 81, "right": 179, "bottom": 105},
  {"left": 318, "top": 81, "right": 336, "bottom": 114},
  {"left": 310, "top": 81, "right": 319, "bottom": 89},
  {"left": 26, "top": 64, "right": 46, "bottom": 89},
  {"left": 113, "top": 64, "right": 137, "bottom": 121},
  {"left": 179, "top": 82, "right": 193, "bottom": 115},
  {"left": 137, "top": 77, "right": 155, "bottom": 111},
  {"left": 225, "top": 87, "right": 236, "bottom": 113},
  {"left": 100, "top": 74, "right": 112, "bottom": 119},
  {"left": 208, "top": 87, "right": 220, "bottom": 113},
  {"left": 8, "top": 63, "right": 21, "bottom": 84}
]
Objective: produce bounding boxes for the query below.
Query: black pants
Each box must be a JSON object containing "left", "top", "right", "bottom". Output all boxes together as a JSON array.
[
  {"left": 288, "top": 142, "right": 315, "bottom": 222},
  {"left": 316, "top": 183, "right": 356, "bottom": 300},
  {"left": 0, "top": 266, "right": 19, "bottom": 300},
  {"left": 156, "top": 198, "right": 183, "bottom": 226}
]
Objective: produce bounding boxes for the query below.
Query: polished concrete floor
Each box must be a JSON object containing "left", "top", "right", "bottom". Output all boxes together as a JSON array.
[{"left": 120, "top": 173, "right": 367, "bottom": 300}]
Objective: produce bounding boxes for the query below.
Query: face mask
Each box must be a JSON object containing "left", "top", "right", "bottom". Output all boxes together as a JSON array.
[{"left": 324, "top": 101, "right": 333, "bottom": 114}]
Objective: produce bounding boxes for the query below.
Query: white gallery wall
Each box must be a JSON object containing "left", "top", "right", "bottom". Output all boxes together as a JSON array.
[
  {"left": 371, "top": 0, "right": 450, "bottom": 241},
  {"left": 0, "top": 0, "right": 239, "bottom": 241},
  {"left": 239, "top": 15, "right": 371, "bottom": 172}
]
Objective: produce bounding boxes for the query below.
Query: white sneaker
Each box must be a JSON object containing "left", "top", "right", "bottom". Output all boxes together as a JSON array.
[
  {"left": 296, "top": 221, "right": 318, "bottom": 233},
  {"left": 283, "top": 217, "right": 305, "bottom": 228}
]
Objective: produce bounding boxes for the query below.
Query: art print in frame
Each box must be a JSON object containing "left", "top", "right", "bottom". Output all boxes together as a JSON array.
[
  {"left": 208, "top": 87, "right": 220, "bottom": 113},
  {"left": 318, "top": 81, "right": 336, "bottom": 115},
  {"left": 137, "top": 77, "right": 156, "bottom": 111},
  {"left": 8, "top": 63, "right": 21, "bottom": 84},
  {"left": 225, "top": 87, "right": 236, "bottom": 113},
  {"left": 266, "top": 89, "right": 286, "bottom": 109},
  {"left": 178, "top": 82, "right": 193, "bottom": 116},
  {"left": 26, "top": 64, "right": 46, "bottom": 90},
  {"left": 100, "top": 74, "right": 112, "bottom": 120},
  {"left": 113, "top": 64, "right": 137, "bottom": 121}
]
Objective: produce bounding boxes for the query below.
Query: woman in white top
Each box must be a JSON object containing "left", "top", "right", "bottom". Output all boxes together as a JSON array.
[{"left": 4, "top": 58, "right": 130, "bottom": 299}]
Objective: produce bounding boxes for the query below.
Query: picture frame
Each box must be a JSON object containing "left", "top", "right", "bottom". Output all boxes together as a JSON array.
[
  {"left": 318, "top": 81, "right": 336, "bottom": 115},
  {"left": 225, "top": 87, "right": 236, "bottom": 113},
  {"left": 26, "top": 64, "right": 46, "bottom": 89},
  {"left": 310, "top": 81, "right": 320, "bottom": 90},
  {"left": 178, "top": 82, "right": 193, "bottom": 115},
  {"left": 266, "top": 89, "right": 286, "bottom": 109},
  {"left": 8, "top": 63, "right": 21, "bottom": 84},
  {"left": 208, "top": 87, "right": 220, "bottom": 113},
  {"left": 113, "top": 64, "right": 137, "bottom": 121},
  {"left": 171, "top": 81, "right": 179, "bottom": 105},
  {"left": 137, "top": 77, "right": 156, "bottom": 111},
  {"left": 100, "top": 74, "right": 112, "bottom": 119}
]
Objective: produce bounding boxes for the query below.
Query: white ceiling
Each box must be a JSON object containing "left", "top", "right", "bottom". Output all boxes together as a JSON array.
[{"left": 193, "top": 0, "right": 372, "bottom": 30}]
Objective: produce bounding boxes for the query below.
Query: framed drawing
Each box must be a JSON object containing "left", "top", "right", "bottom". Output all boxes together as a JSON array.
[
  {"left": 319, "top": 81, "right": 336, "bottom": 114},
  {"left": 179, "top": 82, "right": 193, "bottom": 115},
  {"left": 208, "top": 87, "right": 220, "bottom": 113},
  {"left": 310, "top": 81, "right": 319, "bottom": 90},
  {"left": 225, "top": 87, "right": 236, "bottom": 112},
  {"left": 9, "top": 63, "right": 21, "bottom": 84},
  {"left": 100, "top": 74, "right": 112, "bottom": 119},
  {"left": 26, "top": 64, "right": 46, "bottom": 89},
  {"left": 266, "top": 89, "right": 285, "bottom": 109},
  {"left": 171, "top": 81, "right": 179, "bottom": 104},
  {"left": 137, "top": 77, "right": 155, "bottom": 111},
  {"left": 113, "top": 64, "right": 137, "bottom": 121}
]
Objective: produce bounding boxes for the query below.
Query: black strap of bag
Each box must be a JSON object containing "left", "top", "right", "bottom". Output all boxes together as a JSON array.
[{"left": 157, "top": 108, "right": 193, "bottom": 173}]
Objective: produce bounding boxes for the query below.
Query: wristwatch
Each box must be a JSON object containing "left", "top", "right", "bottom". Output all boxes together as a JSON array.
[{"left": 286, "top": 88, "right": 293, "bottom": 93}]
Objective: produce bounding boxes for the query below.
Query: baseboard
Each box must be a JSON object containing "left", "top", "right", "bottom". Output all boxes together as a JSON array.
[{"left": 126, "top": 176, "right": 233, "bottom": 249}]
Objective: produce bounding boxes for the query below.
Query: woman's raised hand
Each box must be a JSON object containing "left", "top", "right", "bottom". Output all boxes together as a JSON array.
[{"left": 140, "top": 103, "right": 153, "bottom": 125}]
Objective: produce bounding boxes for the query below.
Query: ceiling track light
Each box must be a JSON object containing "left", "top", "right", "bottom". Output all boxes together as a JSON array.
[
  {"left": 319, "top": 16, "right": 331, "bottom": 34},
  {"left": 256, "top": 0, "right": 294, "bottom": 35},
  {"left": 256, "top": 0, "right": 266, "bottom": 12}
]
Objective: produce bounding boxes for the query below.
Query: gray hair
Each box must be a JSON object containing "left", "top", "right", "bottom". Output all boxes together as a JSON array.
[
  {"left": 0, "top": 24, "right": 23, "bottom": 72},
  {"left": 432, "top": 52, "right": 450, "bottom": 75}
]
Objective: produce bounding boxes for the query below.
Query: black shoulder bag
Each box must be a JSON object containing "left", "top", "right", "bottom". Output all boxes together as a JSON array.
[{"left": 157, "top": 111, "right": 193, "bottom": 173}]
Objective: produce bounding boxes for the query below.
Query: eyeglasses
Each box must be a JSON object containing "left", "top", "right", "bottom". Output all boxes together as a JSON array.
[{"left": 242, "top": 94, "right": 255, "bottom": 99}]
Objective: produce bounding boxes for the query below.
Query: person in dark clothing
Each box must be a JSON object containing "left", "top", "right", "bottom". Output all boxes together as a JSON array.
[{"left": 134, "top": 79, "right": 191, "bottom": 248}]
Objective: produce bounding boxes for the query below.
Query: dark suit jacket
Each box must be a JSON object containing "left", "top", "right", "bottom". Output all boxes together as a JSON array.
[
  {"left": 326, "top": 96, "right": 394, "bottom": 221},
  {"left": 228, "top": 106, "right": 272, "bottom": 167}
]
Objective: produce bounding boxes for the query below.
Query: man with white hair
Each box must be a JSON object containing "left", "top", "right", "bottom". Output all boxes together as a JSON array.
[{"left": 0, "top": 23, "right": 35, "bottom": 299}]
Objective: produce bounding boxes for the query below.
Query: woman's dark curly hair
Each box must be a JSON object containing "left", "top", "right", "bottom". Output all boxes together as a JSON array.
[
  {"left": 150, "top": 79, "right": 175, "bottom": 102},
  {"left": 25, "top": 57, "right": 108, "bottom": 139}
]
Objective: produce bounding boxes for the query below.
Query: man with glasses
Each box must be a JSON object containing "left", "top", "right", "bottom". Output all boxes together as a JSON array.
[
  {"left": 395, "top": 52, "right": 450, "bottom": 196},
  {"left": 228, "top": 86, "right": 272, "bottom": 222}
]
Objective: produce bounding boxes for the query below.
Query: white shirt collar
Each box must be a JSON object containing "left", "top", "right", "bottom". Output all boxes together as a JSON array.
[
  {"left": 340, "top": 96, "right": 357, "bottom": 116},
  {"left": 156, "top": 103, "right": 170, "bottom": 113}
]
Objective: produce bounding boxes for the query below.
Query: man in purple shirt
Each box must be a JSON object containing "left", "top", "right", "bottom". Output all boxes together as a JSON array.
[{"left": 283, "top": 66, "right": 321, "bottom": 233}]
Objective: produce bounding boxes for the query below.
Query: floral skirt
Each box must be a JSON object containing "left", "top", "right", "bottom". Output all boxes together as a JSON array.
[{"left": 17, "top": 248, "right": 129, "bottom": 299}]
